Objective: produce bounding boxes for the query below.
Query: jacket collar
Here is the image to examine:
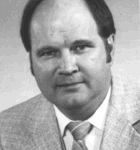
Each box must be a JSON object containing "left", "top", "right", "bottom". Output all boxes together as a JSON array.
[
  {"left": 24, "top": 94, "right": 63, "bottom": 150},
  {"left": 101, "top": 75, "right": 140, "bottom": 149}
]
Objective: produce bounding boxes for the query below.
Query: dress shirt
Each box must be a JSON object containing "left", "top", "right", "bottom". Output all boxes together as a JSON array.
[{"left": 54, "top": 87, "right": 111, "bottom": 150}]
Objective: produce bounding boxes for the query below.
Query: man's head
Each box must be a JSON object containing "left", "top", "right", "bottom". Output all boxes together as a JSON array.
[{"left": 20, "top": 0, "right": 116, "bottom": 120}]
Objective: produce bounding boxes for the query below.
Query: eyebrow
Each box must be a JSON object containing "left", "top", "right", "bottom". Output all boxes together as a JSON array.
[{"left": 71, "top": 39, "right": 95, "bottom": 47}]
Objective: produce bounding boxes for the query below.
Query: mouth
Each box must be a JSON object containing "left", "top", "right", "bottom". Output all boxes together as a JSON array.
[{"left": 56, "top": 82, "right": 83, "bottom": 88}]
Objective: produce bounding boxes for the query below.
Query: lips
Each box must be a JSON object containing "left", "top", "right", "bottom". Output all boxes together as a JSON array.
[
  {"left": 55, "top": 76, "right": 84, "bottom": 88},
  {"left": 57, "top": 82, "right": 83, "bottom": 87}
]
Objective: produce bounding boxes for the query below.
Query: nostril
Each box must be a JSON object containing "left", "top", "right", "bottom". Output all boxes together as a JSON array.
[
  {"left": 58, "top": 67, "right": 78, "bottom": 75},
  {"left": 73, "top": 69, "right": 78, "bottom": 74}
]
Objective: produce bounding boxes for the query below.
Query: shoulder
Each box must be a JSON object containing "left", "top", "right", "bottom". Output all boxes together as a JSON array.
[
  {"left": 111, "top": 72, "right": 140, "bottom": 104},
  {"left": 0, "top": 94, "right": 43, "bottom": 120},
  {"left": 0, "top": 94, "right": 54, "bottom": 130},
  {"left": 112, "top": 73, "right": 140, "bottom": 97},
  {"left": 0, "top": 94, "right": 57, "bottom": 149},
  {"left": 111, "top": 73, "right": 140, "bottom": 123}
]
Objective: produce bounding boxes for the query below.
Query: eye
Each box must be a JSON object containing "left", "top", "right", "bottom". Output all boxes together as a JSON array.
[
  {"left": 71, "top": 45, "right": 91, "bottom": 53},
  {"left": 38, "top": 50, "right": 59, "bottom": 59},
  {"left": 76, "top": 45, "right": 87, "bottom": 51}
]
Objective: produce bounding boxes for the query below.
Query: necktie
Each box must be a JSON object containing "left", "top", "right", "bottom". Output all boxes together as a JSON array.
[{"left": 67, "top": 121, "right": 92, "bottom": 150}]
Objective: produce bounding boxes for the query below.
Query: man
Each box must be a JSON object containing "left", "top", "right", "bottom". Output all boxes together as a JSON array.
[{"left": 0, "top": 0, "right": 140, "bottom": 149}]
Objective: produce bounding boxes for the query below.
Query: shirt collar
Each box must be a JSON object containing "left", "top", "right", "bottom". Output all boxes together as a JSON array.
[
  {"left": 87, "top": 87, "right": 111, "bottom": 130},
  {"left": 54, "top": 87, "right": 111, "bottom": 136},
  {"left": 54, "top": 105, "right": 72, "bottom": 136}
]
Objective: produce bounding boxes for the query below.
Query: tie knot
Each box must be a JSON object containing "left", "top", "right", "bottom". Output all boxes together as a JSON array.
[{"left": 67, "top": 121, "right": 92, "bottom": 141}]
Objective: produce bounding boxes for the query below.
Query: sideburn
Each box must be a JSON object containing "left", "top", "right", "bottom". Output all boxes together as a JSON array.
[
  {"left": 29, "top": 53, "right": 35, "bottom": 76},
  {"left": 104, "top": 40, "right": 113, "bottom": 63}
]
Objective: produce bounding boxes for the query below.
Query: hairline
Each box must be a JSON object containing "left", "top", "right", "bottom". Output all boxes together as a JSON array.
[{"left": 21, "top": 0, "right": 115, "bottom": 51}]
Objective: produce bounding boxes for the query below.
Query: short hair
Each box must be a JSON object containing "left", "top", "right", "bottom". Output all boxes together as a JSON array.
[{"left": 20, "top": 0, "right": 116, "bottom": 53}]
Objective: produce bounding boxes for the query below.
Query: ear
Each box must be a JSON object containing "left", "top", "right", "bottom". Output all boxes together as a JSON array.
[{"left": 107, "top": 34, "right": 115, "bottom": 66}]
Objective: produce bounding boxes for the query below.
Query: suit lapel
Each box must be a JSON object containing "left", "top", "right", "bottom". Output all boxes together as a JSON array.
[
  {"left": 101, "top": 103, "right": 140, "bottom": 150},
  {"left": 34, "top": 107, "right": 62, "bottom": 150},
  {"left": 26, "top": 95, "right": 63, "bottom": 150},
  {"left": 101, "top": 75, "right": 140, "bottom": 150}
]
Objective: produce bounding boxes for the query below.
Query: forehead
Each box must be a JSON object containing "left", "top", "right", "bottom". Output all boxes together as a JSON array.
[
  {"left": 30, "top": 0, "right": 99, "bottom": 47},
  {"left": 31, "top": 0, "right": 97, "bottom": 29},
  {"left": 32, "top": 0, "right": 89, "bottom": 17}
]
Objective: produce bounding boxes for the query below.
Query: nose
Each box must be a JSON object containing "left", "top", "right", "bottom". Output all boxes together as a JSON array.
[{"left": 58, "top": 49, "right": 79, "bottom": 75}]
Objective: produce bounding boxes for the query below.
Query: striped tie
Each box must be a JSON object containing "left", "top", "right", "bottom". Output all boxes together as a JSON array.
[{"left": 67, "top": 121, "right": 92, "bottom": 150}]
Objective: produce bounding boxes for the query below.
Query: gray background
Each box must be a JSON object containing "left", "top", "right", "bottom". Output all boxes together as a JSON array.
[{"left": 0, "top": 0, "right": 140, "bottom": 112}]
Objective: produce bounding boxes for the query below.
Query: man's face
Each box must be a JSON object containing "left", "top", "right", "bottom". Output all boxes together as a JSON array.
[{"left": 30, "top": 0, "right": 113, "bottom": 115}]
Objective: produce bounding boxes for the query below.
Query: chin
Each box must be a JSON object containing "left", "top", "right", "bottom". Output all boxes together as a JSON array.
[{"left": 58, "top": 95, "right": 90, "bottom": 109}]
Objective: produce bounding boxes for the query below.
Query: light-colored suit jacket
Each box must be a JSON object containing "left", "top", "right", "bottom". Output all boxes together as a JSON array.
[{"left": 0, "top": 75, "right": 140, "bottom": 150}]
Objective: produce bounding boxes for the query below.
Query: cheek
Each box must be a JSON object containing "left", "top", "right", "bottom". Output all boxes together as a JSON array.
[
  {"left": 78, "top": 51, "right": 106, "bottom": 73},
  {"left": 32, "top": 61, "right": 56, "bottom": 89},
  {"left": 78, "top": 51, "right": 109, "bottom": 86}
]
